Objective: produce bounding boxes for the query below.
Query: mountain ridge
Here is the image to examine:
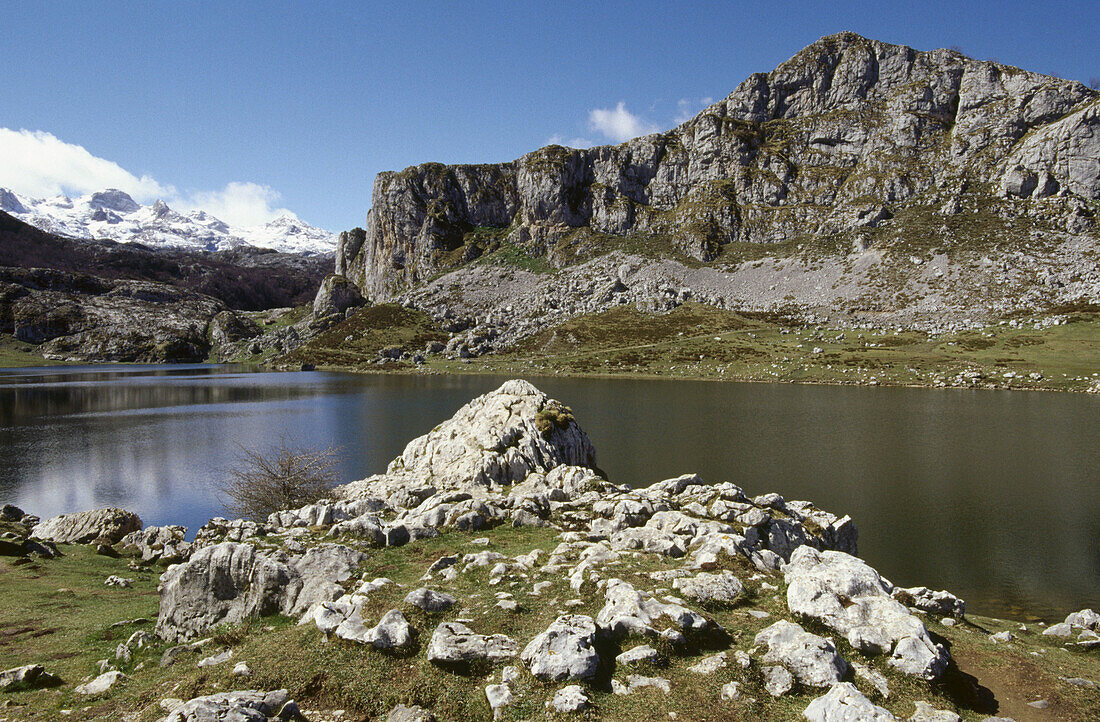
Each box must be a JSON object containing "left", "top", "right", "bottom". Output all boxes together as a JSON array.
[
  {"left": 336, "top": 31, "right": 1099, "bottom": 314},
  {"left": 1, "top": 187, "right": 337, "bottom": 255}
]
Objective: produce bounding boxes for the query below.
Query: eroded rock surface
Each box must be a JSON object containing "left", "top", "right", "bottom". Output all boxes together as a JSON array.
[
  {"left": 785, "top": 546, "right": 949, "bottom": 679},
  {"left": 32, "top": 507, "right": 142, "bottom": 545}
]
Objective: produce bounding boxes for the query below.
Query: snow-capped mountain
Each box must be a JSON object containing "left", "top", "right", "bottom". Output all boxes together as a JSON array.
[{"left": 0, "top": 188, "right": 336, "bottom": 255}]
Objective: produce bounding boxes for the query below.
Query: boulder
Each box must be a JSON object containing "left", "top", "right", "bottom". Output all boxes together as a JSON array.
[
  {"left": 404, "top": 588, "right": 457, "bottom": 612},
  {"left": 312, "top": 274, "right": 365, "bottom": 319},
  {"left": 763, "top": 665, "right": 795, "bottom": 696},
  {"left": 164, "top": 689, "right": 304, "bottom": 722},
  {"left": 386, "top": 705, "right": 436, "bottom": 722},
  {"left": 549, "top": 685, "right": 590, "bottom": 713},
  {"left": 892, "top": 586, "right": 966, "bottom": 617},
  {"left": 155, "top": 541, "right": 364, "bottom": 642},
  {"left": 596, "top": 579, "right": 708, "bottom": 639},
  {"left": 74, "top": 670, "right": 126, "bottom": 695},
  {"left": 784, "top": 546, "right": 949, "bottom": 679},
  {"left": 426, "top": 622, "right": 519, "bottom": 665},
  {"left": 0, "top": 664, "right": 60, "bottom": 691},
  {"left": 210, "top": 310, "right": 262, "bottom": 346},
  {"left": 754, "top": 620, "right": 848, "bottom": 688},
  {"left": 32, "top": 507, "right": 142, "bottom": 544},
  {"left": 803, "top": 682, "right": 897, "bottom": 721},
  {"left": 520, "top": 614, "right": 600, "bottom": 681},
  {"left": 672, "top": 570, "right": 744, "bottom": 604},
  {"left": 363, "top": 609, "right": 415, "bottom": 650}
]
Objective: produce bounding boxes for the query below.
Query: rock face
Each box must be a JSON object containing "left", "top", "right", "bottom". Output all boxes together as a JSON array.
[
  {"left": 339, "top": 32, "right": 1098, "bottom": 302},
  {"left": 338, "top": 379, "right": 598, "bottom": 498},
  {"left": 0, "top": 266, "right": 225, "bottom": 363},
  {"left": 784, "top": 546, "right": 949, "bottom": 679},
  {"left": 32, "top": 508, "right": 142, "bottom": 545},
  {"left": 155, "top": 541, "right": 365, "bottom": 642}
]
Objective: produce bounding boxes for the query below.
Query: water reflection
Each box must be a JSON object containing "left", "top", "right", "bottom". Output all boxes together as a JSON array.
[{"left": 0, "top": 366, "right": 1096, "bottom": 621}]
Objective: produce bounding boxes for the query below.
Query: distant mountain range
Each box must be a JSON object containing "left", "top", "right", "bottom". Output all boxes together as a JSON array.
[{"left": 0, "top": 187, "right": 336, "bottom": 255}]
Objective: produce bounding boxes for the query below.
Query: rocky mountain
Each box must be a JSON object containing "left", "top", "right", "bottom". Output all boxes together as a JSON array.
[
  {"left": 0, "top": 187, "right": 336, "bottom": 255},
  {"left": 0, "top": 211, "right": 336, "bottom": 362},
  {"left": 336, "top": 32, "right": 1099, "bottom": 330},
  {"left": 0, "top": 210, "right": 331, "bottom": 311}
]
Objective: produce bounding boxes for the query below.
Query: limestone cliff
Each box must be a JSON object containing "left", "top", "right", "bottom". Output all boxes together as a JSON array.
[{"left": 340, "top": 32, "right": 1098, "bottom": 301}]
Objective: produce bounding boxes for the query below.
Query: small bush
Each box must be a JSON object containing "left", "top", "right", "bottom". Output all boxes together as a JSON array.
[
  {"left": 535, "top": 401, "right": 575, "bottom": 437},
  {"left": 217, "top": 440, "right": 341, "bottom": 521}
]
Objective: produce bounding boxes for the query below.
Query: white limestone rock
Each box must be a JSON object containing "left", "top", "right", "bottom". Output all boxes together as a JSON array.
[
  {"left": 521, "top": 615, "right": 600, "bottom": 681},
  {"left": 673, "top": 570, "right": 745, "bottom": 604},
  {"left": 74, "top": 670, "right": 126, "bottom": 695},
  {"left": 596, "top": 579, "right": 708, "bottom": 639},
  {"left": 427, "top": 622, "right": 519, "bottom": 665},
  {"left": 32, "top": 507, "right": 142, "bottom": 545},
  {"left": 803, "top": 682, "right": 897, "bottom": 721},
  {"left": 784, "top": 546, "right": 948, "bottom": 679},
  {"left": 754, "top": 620, "right": 848, "bottom": 688},
  {"left": 550, "top": 685, "right": 591, "bottom": 713}
]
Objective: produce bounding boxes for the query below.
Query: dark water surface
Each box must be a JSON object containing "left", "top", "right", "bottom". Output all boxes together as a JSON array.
[{"left": 1, "top": 364, "right": 1096, "bottom": 621}]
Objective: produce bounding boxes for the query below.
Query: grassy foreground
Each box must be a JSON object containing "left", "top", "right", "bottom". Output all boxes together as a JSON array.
[
  {"left": 292, "top": 302, "right": 1100, "bottom": 393},
  {"left": 2, "top": 528, "right": 1098, "bottom": 721}
]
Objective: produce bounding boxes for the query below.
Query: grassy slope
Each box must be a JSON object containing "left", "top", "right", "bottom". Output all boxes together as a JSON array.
[
  {"left": 2, "top": 529, "right": 1098, "bottom": 721},
  {"left": 0, "top": 333, "right": 65, "bottom": 368},
  {"left": 302, "top": 302, "right": 1100, "bottom": 393}
]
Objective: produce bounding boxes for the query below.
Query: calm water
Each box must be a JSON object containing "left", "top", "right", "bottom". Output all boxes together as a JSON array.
[{"left": 1, "top": 364, "right": 1097, "bottom": 621}]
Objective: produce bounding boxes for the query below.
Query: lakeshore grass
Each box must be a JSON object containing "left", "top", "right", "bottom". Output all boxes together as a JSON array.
[{"left": 297, "top": 302, "right": 1100, "bottom": 393}]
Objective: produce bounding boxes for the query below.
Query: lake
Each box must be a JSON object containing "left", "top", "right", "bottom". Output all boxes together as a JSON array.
[{"left": 1, "top": 364, "right": 1096, "bottom": 621}]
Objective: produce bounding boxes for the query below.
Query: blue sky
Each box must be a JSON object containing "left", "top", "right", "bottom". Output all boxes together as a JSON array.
[{"left": 2, "top": 1, "right": 1098, "bottom": 230}]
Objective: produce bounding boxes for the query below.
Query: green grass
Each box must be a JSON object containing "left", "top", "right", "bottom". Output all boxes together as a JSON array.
[
  {"left": 1, "top": 523, "right": 1098, "bottom": 720},
  {"left": 287, "top": 304, "right": 449, "bottom": 369},
  {"left": 0, "top": 333, "right": 62, "bottom": 368},
  {"left": 422, "top": 303, "right": 1100, "bottom": 393}
]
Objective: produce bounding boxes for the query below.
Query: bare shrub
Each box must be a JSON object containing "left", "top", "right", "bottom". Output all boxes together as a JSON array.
[{"left": 217, "top": 440, "right": 341, "bottom": 521}]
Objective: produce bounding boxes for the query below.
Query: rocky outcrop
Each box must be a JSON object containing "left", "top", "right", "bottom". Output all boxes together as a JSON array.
[
  {"left": 32, "top": 507, "right": 142, "bottom": 545},
  {"left": 0, "top": 266, "right": 224, "bottom": 363},
  {"left": 803, "top": 682, "right": 897, "bottom": 721},
  {"left": 337, "top": 379, "right": 598, "bottom": 499},
  {"left": 119, "top": 525, "right": 191, "bottom": 563},
  {"left": 312, "top": 274, "right": 366, "bottom": 320},
  {"left": 155, "top": 541, "right": 365, "bottom": 642},
  {"left": 753, "top": 620, "right": 848, "bottom": 689},
  {"left": 426, "top": 622, "right": 519, "bottom": 665},
  {"left": 341, "top": 33, "right": 1098, "bottom": 302},
  {"left": 520, "top": 615, "right": 600, "bottom": 681},
  {"left": 163, "top": 689, "right": 305, "bottom": 722},
  {"left": 784, "top": 546, "right": 950, "bottom": 679}
]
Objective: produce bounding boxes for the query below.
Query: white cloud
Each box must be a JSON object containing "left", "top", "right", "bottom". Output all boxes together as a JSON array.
[
  {"left": 675, "top": 97, "right": 715, "bottom": 124},
  {"left": 0, "top": 128, "right": 296, "bottom": 228},
  {"left": 183, "top": 182, "right": 295, "bottom": 227},
  {"left": 587, "top": 102, "right": 660, "bottom": 143},
  {"left": 0, "top": 128, "right": 174, "bottom": 201}
]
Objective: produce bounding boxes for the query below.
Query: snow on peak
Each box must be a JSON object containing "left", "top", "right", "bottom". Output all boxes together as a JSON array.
[
  {"left": 88, "top": 189, "right": 140, "bottom": 213},
  {"left": 0, "top": 188, "right": 336, "bottom": 255}
]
